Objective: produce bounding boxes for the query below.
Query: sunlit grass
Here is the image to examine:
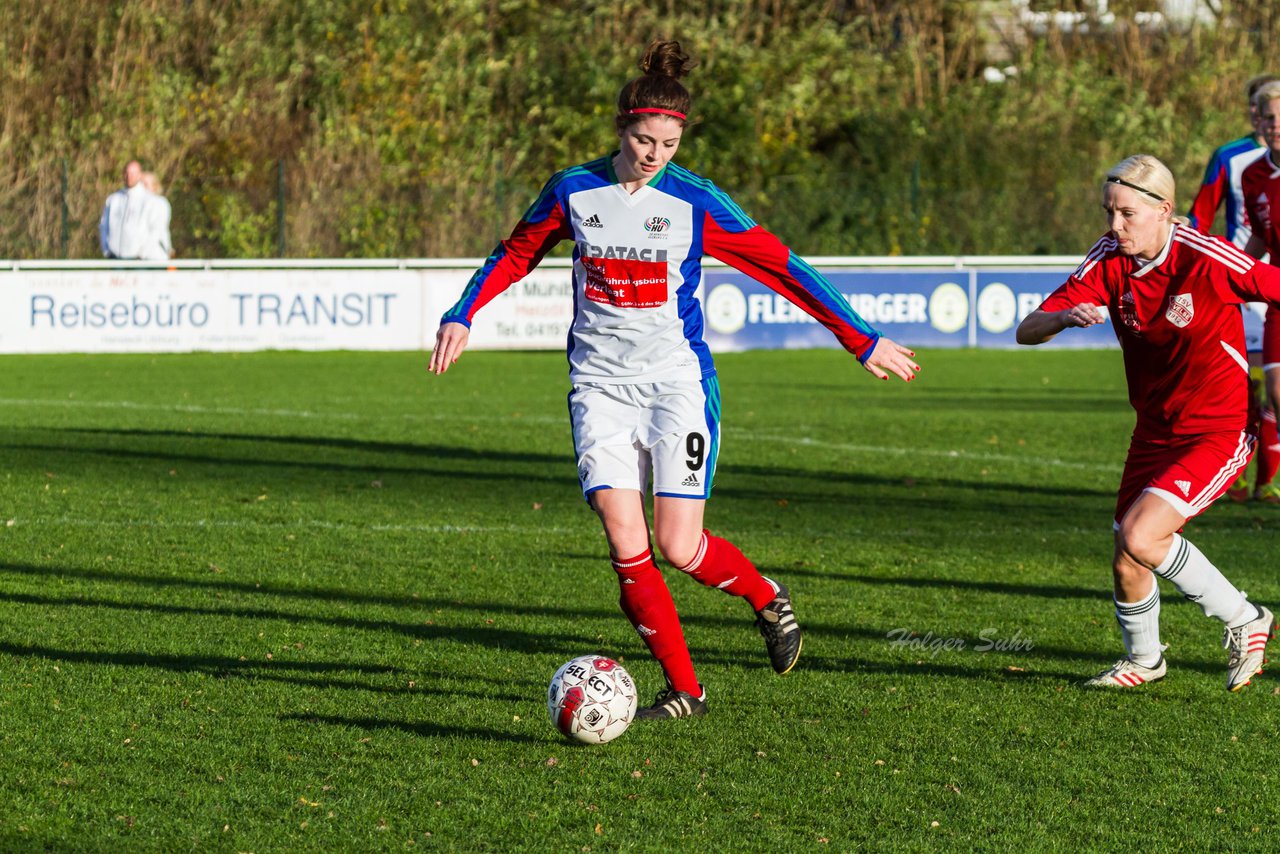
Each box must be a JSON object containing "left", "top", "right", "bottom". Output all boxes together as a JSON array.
[{"left": 0, "top": 348, "right": 1275, "bottom": 849}]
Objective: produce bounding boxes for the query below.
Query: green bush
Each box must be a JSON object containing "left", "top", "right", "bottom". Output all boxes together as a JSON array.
[{"left": 1, "top": 1, "right": 1276, "bottom": 259}]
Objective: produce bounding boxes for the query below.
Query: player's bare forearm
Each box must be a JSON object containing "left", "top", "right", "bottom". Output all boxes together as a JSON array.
[{"left": 1016, "top": 304, "right": 1103, "bottom": 345}]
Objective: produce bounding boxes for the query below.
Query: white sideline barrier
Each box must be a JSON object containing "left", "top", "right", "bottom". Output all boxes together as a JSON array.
[{"left": 0, "top": 257, "right": 1095, "bottom": 354}]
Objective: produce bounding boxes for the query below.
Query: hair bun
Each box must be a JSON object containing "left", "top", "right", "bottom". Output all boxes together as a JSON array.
[{"left": 640, "top": 40, "right": 695, "bottom": 79}]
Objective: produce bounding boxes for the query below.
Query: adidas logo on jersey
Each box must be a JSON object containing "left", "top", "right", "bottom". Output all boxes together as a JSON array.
[
  {"left": 1175, "top": 479, "right": 1191, "bottom": 497},
  {"left": 582, "top": 213, "right": 604, "bottom": 228},
  {"left": 681, "top": 473, "right": 700, "bottom": 487}
]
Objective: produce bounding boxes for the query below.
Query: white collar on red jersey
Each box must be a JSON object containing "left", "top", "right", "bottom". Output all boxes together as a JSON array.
[{"left": 1130, "top": 223, "right": 1176, "bottom": 277}]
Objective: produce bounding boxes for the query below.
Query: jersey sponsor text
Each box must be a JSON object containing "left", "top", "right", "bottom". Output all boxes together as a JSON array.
[
  {"left": 582, "top": 257, "right": 668, "bottom": 308},
  {"left": 576, "top": 242, "right": 668, "bottom": 263}
]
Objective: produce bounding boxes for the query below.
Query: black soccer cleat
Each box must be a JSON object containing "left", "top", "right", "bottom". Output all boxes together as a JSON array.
[
  {"left": 635, "top": 686, "right": 708, "bottom": 721},
  {"left": 756, "top": 580, "right": 802, "bottom": 674}
]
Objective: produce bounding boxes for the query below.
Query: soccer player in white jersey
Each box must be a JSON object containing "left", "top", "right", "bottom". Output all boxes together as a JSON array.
[
  {"left": 1186, "top": 73, "right": 1279, "bottom": 503},
  {"left": 1241, "top": 80, "right": 1280, "bottom": 503},
  {"left": 430, "top": 40, "right": 919, "bottom": 720},
  {"left": 1018, "top": 154, "right": 1280, "bottom": 691}
]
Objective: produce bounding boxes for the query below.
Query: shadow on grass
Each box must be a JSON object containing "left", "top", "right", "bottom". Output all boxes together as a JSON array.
[
  {"left": 0, "top": 573, "right": 1230, "bottom": 688},
  {"left": 0, "top": 640, "right": 532, "bottom": 701},
  {"left": 53, "top": 426, "right": 572, "bottom": 465},
  {"left": 0, "top": 436, "right": 569, "bottom": 486},
  {"left": 0, "top": 426, "right": 1115, "bottom": 508},
  {"left": 734, "top": 381, "right": 1128, "bottom": 415},
  {"left": 0, "top": 584, "right": 599, "bottom": 658},
  {"left": 279, "top": 712, "right": 543, "bottom": 744},
  {"left": 825, "top": 572, "right": 1104, "bottom": 601},
  {"left": 0, "top": 559, "right": 1117, "bottom": 634},
  {"left": 0, "top": 639, "right": 387, "bottom": 680},
  {"left": 794, "top": 646, "right": 1228, "bottom": 681},
  {"left": 683, "top": 611, "right": 1229, "bottom": 679},
  {"left": 720, "top": 462, "right": 1114, "bottom": 502}
]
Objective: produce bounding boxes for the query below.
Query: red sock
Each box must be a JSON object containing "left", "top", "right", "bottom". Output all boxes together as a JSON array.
[
  {"left": 1259, "top": 408, "right": 1280, "bottom": 486},
  {"left": 612, "top": 550, "right": 700, "bottom": 695},
  {"left": 676, "top": 531, "right": 777, "bottom": 612}
]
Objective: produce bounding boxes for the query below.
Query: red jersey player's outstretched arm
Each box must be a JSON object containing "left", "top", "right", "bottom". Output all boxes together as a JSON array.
[
  {"left": 1016, "top": 304, "right": 1107, "bottom": 345},
  {"left": 1019, "top": 235, "right": 1113, "bottom": 345}
]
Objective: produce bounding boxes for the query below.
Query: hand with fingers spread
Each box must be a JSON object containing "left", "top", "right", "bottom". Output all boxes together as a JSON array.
[
  {"left": 429, "top": 322, "right": 470, "bottom": 375},
  {"left": 861, "top": 337, "right": 920, "bottom": 382}
]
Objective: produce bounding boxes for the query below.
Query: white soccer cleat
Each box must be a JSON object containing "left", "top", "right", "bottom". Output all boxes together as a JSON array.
[
  {"left": 1084, "top": 655, "right": 1166, "bottom": 688},
  {"left": 1224, "top": 605, "right": 1275, "bottom": 692}
]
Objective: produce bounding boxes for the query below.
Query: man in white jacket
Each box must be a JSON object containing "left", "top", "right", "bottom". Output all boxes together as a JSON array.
[
  {"left": 139, "top": 172, "right": 173, "bottom": 261},
  {"left": 98, "top": 160, "right": 150, "bottom": 259}
]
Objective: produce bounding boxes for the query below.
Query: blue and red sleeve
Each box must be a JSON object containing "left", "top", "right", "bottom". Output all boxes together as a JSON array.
[
  {"left": 701, "top": 212, "right": 880, "bottom": 362},
  {"left": 1186, "top": 151, "right": 1228, "bottom": 234},
  {"left": 441, "top": 180, "right": 573, "bottom": 326}
]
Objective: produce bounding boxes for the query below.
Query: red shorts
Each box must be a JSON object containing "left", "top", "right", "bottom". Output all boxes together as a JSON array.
[{"left": 1115, "top": 430, "right": 1255, "bottom": 525}]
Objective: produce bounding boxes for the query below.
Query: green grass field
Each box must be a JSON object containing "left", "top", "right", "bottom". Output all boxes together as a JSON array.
[{"left": 1, "top": 347, "right": 1277, "bottom": 851}]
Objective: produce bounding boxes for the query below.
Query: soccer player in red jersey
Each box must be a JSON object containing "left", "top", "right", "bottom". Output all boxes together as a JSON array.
[
  {"left": 1241, "top": 81, "right": 1280, "bottom": 503},
  {"left": 430, "top": 40, "right": 919, "bottom": 719},
  {"left": 1018, "top": 154, "right": 1278, "bottom": 691}
]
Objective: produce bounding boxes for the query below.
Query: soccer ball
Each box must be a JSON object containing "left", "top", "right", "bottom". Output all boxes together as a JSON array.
[{"left": 547, "top": 655, "right": 638, "bottom": 744}]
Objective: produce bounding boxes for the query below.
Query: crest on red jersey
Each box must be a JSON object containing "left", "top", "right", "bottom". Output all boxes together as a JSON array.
[{"left": 1165, "top": 293, "right": 1194, "bottom": 328}]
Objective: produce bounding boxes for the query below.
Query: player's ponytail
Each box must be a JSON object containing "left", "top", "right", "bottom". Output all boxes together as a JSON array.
[{"left": 616, "top": 40, "right": 694, "bottom": 132}]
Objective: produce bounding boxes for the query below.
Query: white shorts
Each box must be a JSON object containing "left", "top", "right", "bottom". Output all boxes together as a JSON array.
[
  {"left": 1242, "top": 302, "right": 1266, "bottom": 355},
  {"left": 568, "top": 378, "right": 721, "bottom": 500}
]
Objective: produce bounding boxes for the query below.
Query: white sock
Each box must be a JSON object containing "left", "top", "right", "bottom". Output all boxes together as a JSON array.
[
  {"left": 1115, "top": 580, "right": 1164, "bottom": 666},
  {"left": 1152, "top": 534, "right": 1250, "bottom": 624},
  {"left": 1226, "top": 599, "right": 1263, "bottom": 628}
]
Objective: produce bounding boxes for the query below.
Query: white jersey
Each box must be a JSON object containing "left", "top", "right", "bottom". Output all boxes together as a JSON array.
[{"left": 443, "top": 154, "right": 880, "bottom": 384}]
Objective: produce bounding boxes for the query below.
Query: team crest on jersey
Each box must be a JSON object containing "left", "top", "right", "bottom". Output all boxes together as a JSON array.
[
  {"left": 1257, "top": 192, "right": 1272, "bottom": 231},
  {"left": 1165, "top": 293, "right": 1194, "bottom": 328},
  {"left": 644, "top": 216, "right": 670, "bottom": 237}
]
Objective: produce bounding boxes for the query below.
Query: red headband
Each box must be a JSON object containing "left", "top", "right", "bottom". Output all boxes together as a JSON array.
[{"left": 626, "top": 108, "right": 687, "bottom": 121}]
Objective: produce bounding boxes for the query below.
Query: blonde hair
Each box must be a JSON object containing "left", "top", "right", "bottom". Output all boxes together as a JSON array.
[
  {"left": 1253, "top": 80, "right": 1280, "bottom": 111},
  {"left": 1104, "top": 154, "right": 1187, "bottom": 225}
]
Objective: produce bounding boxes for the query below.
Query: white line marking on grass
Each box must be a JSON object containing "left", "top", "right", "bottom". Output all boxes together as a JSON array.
[
  {"left": 9, "top": 516, "right": 581, "bottom": 535},
  {"left": 0, "top": 398, "right": 363, "bottom": 421},
  {"left": 8, "top": 517, "right": 1268, "bottom": 545},
  {"left": 732, "top": 431, "right": 1122, "bottom": 473},
  {"left": 0, "top": 397, "right": 1113, "bottom": 470},
  {"left": 6, "top": 516, "right": 1195, "bottom": 540},
  {"left": 0, "top": 398, "right": 564, "bottom": 425}
]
